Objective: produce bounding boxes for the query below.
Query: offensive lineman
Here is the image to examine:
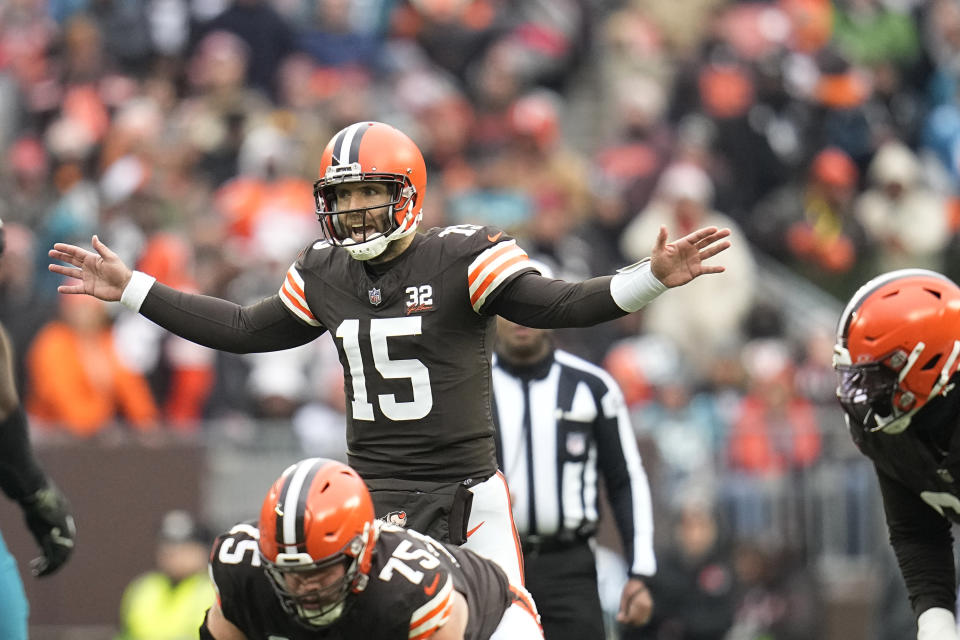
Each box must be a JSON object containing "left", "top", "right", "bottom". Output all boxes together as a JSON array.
[
  {"left": 49, "top": 121, "right": 730, "bottom": 584},
  {"left": 202, "top": 457, "right": 541, "bottom": 639}
]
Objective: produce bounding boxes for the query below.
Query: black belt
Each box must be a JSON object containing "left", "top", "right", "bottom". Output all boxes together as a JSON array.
[{"left": 521, "top": 533, "right": 590, "bottom": 555}]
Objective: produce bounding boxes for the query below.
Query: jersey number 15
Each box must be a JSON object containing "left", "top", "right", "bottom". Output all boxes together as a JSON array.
[{"left": 336, "top": 317, "right": 433, "bottom": 421}]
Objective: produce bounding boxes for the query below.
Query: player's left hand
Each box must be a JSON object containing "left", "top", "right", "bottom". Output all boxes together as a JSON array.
[
  {"left": 616, "top": 578, "right": 653, "bottom": 626},
  {"left": 650, "top": 225, "right": 731, "bottom": 288},
  {"left": 19, "top": 482, "right": 76, "bottom": 577}
]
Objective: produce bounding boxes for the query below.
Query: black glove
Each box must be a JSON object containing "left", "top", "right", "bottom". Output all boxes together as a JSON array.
[{"left": 19, "top": 482, "right": 76, "bottom": 577}]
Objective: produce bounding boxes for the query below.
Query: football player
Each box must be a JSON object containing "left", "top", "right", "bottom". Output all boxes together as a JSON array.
[
  {"left": 201, "top": 457, "right": 542, "bottom": 639},
  {"left": 833, "top": 269, "right": 960, "bottom": 640},
  {"left": 0, "top": 217, "right": 76, "bottom": 639},
  {"left": 48, "top": 121, "right": 730, "bottom": 585}
]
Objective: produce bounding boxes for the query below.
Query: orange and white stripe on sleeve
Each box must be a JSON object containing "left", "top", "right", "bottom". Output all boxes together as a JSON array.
[
  {"left": 467, "top": 240, "right": 532, "bottom": 313},
  {"left": 278, "top": 264, "right": 321, "bottom": 326},
  {"left": 408, "top": 575, "right": 453, "bottom": 640}
]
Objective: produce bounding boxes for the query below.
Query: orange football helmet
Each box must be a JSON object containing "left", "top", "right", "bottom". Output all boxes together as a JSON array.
[
  {"left": 314, "top": 121, "right": 427, "bottom": 260},
  {"left": 259, "top": 458, "right": 376, "bottom": 627},
  {"left": 833, "top": 269, "right": 960, "bottom": 434}
]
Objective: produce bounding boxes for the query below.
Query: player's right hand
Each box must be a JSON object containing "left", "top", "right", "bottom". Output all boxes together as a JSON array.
[{"left": 19, "top": 482, "right": 77, "bottom": 577}]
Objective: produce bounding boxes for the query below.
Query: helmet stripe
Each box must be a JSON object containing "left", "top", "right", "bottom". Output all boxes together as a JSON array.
[
  {"left": 331, "top": 129, "right": 347, "bottom": 166},
  {"left": 341, "top": 122, "right": 369, "bottom": 166},
  {"left": 329, "top": 122, "right": 369, "bottom": 168},
  {"left": 278, "top": 458, "right": 324, "bottom": 552}
]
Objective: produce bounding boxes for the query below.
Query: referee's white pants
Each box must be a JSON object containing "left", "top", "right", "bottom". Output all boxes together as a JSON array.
[{"left": 462, "top": 471, "right": 525, "bottom": 586}]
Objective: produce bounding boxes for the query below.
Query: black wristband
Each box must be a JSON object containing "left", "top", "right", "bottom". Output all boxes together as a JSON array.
[{"left": 0, "top": 406, "right": 47, "bottom": 501}]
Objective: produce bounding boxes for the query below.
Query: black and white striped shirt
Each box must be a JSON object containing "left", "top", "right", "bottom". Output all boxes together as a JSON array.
[{"left": 491, "top": 347, "right": 656, "bottom": 577}]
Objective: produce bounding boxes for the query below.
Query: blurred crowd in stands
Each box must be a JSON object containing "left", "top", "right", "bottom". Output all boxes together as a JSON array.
[{"left": 0, "top": 0, "right": 956, "bottom": 635}]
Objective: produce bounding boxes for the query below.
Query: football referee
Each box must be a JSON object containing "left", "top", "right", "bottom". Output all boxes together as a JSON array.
[{"left": 492, "top": 311, "right": 656, "bottom": 640}]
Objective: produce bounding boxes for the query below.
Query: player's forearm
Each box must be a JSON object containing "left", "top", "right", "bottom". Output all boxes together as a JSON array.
[
  {"left": 491, "top": 274, "right": 627, "bottom": 327},
  {"left": 0, "top": 406, "right": 47, "bottom": 501},
  {"left": 126, "top": 277, "right": 320, "bottom": 353},
  {"left": 0, "top": 325, "right": 19, "bottom": 416}
]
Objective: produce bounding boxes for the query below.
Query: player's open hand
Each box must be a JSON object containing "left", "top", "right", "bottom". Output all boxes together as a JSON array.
[
  {"left": 48, "top": 235, "right": 132, "bottom": 302},
  {"left": 650, "top": 225, "right": 731, "bottom": 288}
]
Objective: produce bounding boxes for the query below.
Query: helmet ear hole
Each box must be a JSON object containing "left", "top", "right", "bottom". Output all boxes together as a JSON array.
[{"left": 922, "top": 354, "right": 942, "bottom": 371}]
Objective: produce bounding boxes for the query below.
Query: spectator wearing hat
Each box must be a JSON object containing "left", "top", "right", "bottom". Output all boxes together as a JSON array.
[
  {"left": 620, "top": 162, "right": 757, "bottom": 376},
  {"left": 854, "top": 139, "right": 951, "bottom": 273},
  {"left": 116, "top": 510, "right": 216, "bottom": 640},
  {"left": 750, "top": 146, "right": 872, "bottom": 298}
]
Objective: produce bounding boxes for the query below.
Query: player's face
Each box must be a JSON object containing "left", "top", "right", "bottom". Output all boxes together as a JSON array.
[
  {"left": 496, "top": 317, "right": 551, "bottom": 362},
  {"left": 331, "top": 182, "right": 393, "bottom": 243},
  {"left": 282, "top": 562, "right": 348, "bottom": 609}
]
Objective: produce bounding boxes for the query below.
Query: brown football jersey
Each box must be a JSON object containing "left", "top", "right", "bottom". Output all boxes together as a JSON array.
[
  {"left": 278, "top": 225, "right": 536, "bottom": 482},
  {"left": 209, "top": 521, "right": 512, "bottom": 640}
]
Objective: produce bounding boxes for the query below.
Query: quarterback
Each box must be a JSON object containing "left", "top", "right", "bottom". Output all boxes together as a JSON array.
[{"left": 49, "top": 121, "right": 730, "bottom": 584}]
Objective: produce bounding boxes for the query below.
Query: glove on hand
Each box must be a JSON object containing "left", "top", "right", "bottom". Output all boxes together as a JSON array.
[{"left": 19, "top": 482, "right": 76, "bottom": 577}]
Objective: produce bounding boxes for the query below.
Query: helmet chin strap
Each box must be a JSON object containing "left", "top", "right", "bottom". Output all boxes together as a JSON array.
[
  {"left": 300, "top": 601, "right": 346, "bottom": 626},
  {"left": 871, "top": 405, "right": 920, "bottom": 434}
]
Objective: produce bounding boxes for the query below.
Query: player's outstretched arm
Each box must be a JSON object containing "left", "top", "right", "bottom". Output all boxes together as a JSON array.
[
  {"left": 48, "top": 235, "right": 132, "bottom": 301},
  {"left": 649, "top": 225, "right": 730, "bottom": 288}
]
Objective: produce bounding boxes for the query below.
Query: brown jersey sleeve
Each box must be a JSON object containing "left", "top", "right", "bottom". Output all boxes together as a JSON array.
[
  {"left": 140, "top": 284, "right": 323, "bottom": 353},
  {"left": 486, "top": 271, "right": 627, "bottom": 328}
]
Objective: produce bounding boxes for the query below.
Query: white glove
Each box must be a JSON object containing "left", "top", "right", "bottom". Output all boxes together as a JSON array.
[{"left": 918, "top": 608, "right": 960, "bottom": 640}]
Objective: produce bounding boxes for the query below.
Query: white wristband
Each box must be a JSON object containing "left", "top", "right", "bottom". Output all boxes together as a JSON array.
[
  {"left": 609, "top": 258, "right": 667, "bottom": 313},
  {"left": 918, "top": 607, "right": 960, "bottom": 640},
  {"left": 120, "top": 271, "right": 157, "bottom": 313}
]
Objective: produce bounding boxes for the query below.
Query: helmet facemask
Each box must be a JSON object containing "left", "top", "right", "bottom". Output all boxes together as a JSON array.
[
  {"left": 314, "top": 165, "right": 420, "bottom": 261},
  {"left": 834, "top": 341, "right": 960, "bottom": 434},
  {"left": 261, "top": 524, "right": 373, "bottom": 629},
  {"left": 835, "top": 347, "right": 916, "bottom": 433}
]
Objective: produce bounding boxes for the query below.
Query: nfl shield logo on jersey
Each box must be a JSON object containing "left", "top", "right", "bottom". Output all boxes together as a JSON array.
[{"left": 368, "top": 287, "right": 382, "bottom": 306}]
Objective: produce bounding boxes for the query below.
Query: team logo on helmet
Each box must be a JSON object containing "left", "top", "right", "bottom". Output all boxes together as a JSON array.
[{"left": 384, "top": 510, "right": 407, "bottom": 527}]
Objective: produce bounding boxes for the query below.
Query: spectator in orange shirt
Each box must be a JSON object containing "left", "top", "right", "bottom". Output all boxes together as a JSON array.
[
  {"left": 727, "top": 340, "right": 821, "bottom": 475},
  {"left": 25, "top": 292, "right": 158, "bottom": 438}
]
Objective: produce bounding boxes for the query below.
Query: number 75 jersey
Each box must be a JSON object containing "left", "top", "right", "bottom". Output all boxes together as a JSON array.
[
  {"left": 210, "top": 521, "right": 513, "bottom": 640},
  {"left": 278, "top": 225, "right": 536, "bottom": 482}
]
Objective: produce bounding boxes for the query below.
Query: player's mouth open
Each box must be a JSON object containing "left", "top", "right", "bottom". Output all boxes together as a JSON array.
[{"left": 351, "top": 225, "right": 379, "bottom": 241}]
